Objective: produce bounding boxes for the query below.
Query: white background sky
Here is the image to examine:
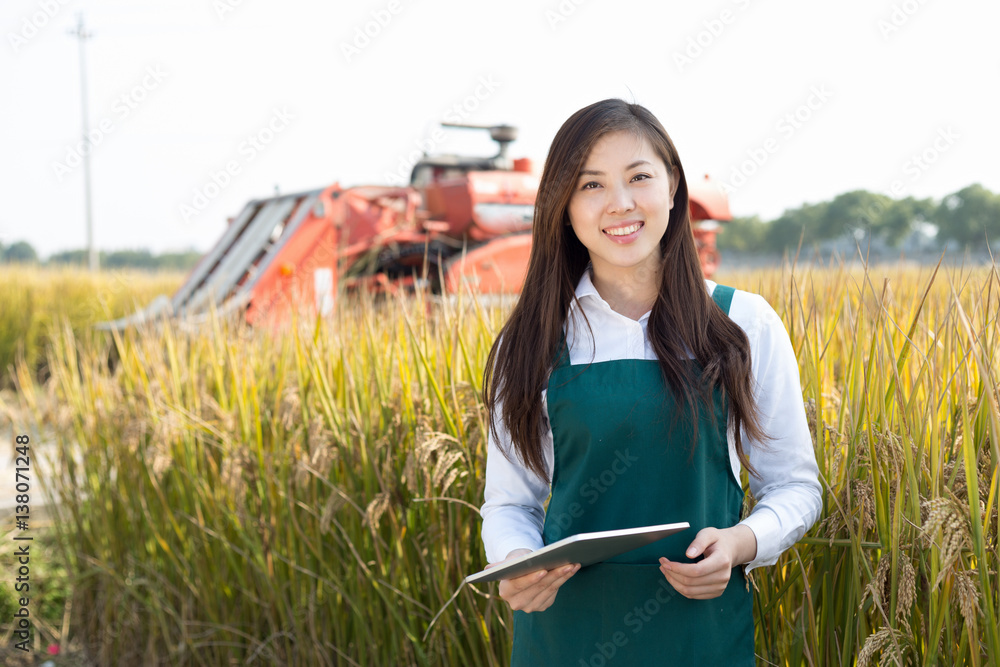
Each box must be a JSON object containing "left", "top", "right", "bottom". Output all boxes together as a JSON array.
[{"left": 1, "top": 0, "right": 998, "bottom": 259}]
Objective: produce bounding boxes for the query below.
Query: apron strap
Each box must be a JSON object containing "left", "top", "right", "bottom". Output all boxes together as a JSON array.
[
  {"left": 711, "top": 284, "right": 735, "bottom": 316},
  {"left": 553, "top": 330, "right": 571, "bottom": 369},
  {"left": 554, "top": 285, "right": 736, "bottom": 369}
]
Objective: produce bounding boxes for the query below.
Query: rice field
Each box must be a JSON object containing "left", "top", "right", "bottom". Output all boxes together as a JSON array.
[
  {"left": 1, "top": 261, "right": 998, "bottom": 665},
  {"left": 0, "top": 265, "right": 184, "bottom": 392}
]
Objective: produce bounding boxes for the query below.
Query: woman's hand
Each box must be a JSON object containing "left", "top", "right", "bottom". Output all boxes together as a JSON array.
[
  {"left": 486, "top": 549, "right": 581, "bottom": 613},
  {"left": 658, "top": 525, "right": 757, "bottom": 600}
]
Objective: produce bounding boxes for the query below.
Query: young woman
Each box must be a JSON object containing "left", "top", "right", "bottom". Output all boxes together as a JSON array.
[{"left": 480, "top": 99, "right": 822, "bottom": 664}]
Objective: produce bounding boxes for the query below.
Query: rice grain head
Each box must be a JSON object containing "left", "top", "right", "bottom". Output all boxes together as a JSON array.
[
  {"left": 952, "top": 569, "right": 981, "bottom": 625},
  {"left": 364, "top": 491, "right": 391, "bottom": 531},
  {"left": 896, "top": 556, "right": 916, "bottom": 626},
  {"left": 432, "top": 449, "right": 465, "bottom": 492},
  {"left": 220, "top": 449, "right": 251, "bottom": 499},
  {"left": 824, "top": 478, "right": 877, "bottom": 539},
  {"left": 858, "top": 625, "right": 914, "bottom": 667},
  {"left": 921, "top": 496, "right": 972, "bottom": 590},
  {"left": 278, "top": 385, "right": 301, "bottom": 432},
  {"left": 857, "top": 628, "right": 892, "bottom": 667},
  {"left": 319, "top": 488, "right": 348, "bottom": 534},
  {"left": 862, "top": 555, "right": 891, "bottom": 612}
]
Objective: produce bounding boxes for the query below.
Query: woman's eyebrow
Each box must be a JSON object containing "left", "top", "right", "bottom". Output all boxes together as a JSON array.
[{"left": 578, "top": 160, "right": 654, "bottom": 176}]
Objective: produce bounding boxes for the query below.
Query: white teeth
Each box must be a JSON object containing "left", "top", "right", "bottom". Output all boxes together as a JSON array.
[{"left": 605, "top": 222, "right": 642, "bottom": 236}]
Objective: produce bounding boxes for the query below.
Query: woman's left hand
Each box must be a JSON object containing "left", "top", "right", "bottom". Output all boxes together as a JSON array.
[{"left": 658, "top": 525, "right": 757, "bottom": 600}]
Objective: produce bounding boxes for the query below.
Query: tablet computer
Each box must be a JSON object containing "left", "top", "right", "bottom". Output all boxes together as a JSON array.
[{"left": 466, "top": 522, "right": 689, "bottom": 584}]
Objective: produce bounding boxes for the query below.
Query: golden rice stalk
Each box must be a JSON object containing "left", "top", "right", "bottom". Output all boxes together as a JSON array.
[
  {"left": 415, "top": 429, "right": 457, "bottom": 465},
  {"left": 306, "top": 412, "right": 331, "bottom": 446},
  {"left": 405, "top": 429, "right": 459, "bottom": 493},
  {"left": 319, "top": 488, "right": 348, "bottom": 534},
  {"left": 403, "top": 449, "right": 418, "bottom": 495},
  {"left": 862, "top": 555, "right": 891, "bottom": 613},
  {"left": 823, "top": 478, "right": 877, "bottom": 539},
  {"left": 278, "top": 385, "right": 301, "bottom": 433},
  {"left": 872, "top": 429, "right": 905, "bottom": 479},
  {"left": 858, "top": 626, "right": 913, "bottom": 667},
  {"left": 432, "top": 449, "right": 465, "bottom": 492},
  {"left": 857, "top": 628, "right": 891, "bottom": 667},
  {"left": 861, "top": 553, "right": 914, "bottom": 626},
  {"left": 200, "top": 394, "right": 237, "bottom": 437},
  {"left": 922, "top": 496, "right": 973, "bottom": 589},
  {"left": 953, "top": 569, "right": 981, "bottom": 625},
  {"left": 896, "top": 555, "right": 917, "bottom": 626},
  {"left": 364, "top": 491, "right": 391, "bottom": 531},
  {"left": 118, "top": 408, "right": 149, "bottom": 454},
  {"left": 220, "top": 449, "right": 251, "bottom": 499},
  {"left": 803, "top": 397, "right": 817, "bottom": 440},
  {"left": 149, "top": 410, "right": 185, "bottom": 479}
]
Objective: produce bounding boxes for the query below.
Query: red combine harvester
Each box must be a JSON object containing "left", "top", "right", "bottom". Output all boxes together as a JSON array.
[{"left": 99, "top": 123, "right": 731, "bottom": 332}]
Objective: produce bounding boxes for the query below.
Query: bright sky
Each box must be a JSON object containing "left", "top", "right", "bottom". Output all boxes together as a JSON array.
[{"left": 2, "top": 0, "right": 998, "bottom": 259}]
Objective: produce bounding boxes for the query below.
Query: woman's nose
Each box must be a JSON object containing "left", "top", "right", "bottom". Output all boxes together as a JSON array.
[{"left": 606, "top": 183, "right": 635, "bottom": 215}]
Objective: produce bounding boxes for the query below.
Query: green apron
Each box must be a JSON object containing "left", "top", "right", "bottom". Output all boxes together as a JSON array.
[{"left": 510, "top": 285, "right": 755, "bottom": 666}]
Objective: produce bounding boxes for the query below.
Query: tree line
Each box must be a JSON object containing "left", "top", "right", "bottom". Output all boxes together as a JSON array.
[
  {"left": 4, "top": 183, "right": 997, "bottom": 268},
  {"left": 717, "top": 183, "right": 1000, "bottom": 256},
  {"left": 0, "top": 244, "right": 203, "bottom": 271}
]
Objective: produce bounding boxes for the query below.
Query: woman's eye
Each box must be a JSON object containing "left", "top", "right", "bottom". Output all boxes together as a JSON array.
[
  {"left": 631, "top": 173, "right": 650, "bottom": 182},
  {"left": 581, "top": 181, "right": 600, "bottom": 190}
]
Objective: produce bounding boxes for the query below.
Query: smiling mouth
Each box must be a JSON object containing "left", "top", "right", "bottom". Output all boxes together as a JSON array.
[{"left": 603, "top": 222, "right": 643, "bottom": 237}]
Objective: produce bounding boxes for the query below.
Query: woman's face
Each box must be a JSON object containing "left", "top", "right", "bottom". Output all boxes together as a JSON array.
[{"left": 567, "top": 131, "right": 675, "bottom": 284}]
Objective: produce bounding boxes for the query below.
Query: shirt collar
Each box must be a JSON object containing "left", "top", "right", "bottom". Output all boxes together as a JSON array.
[
  {"left": 570, "top": 266, "right": 654, "bottom": 323},
  {"left": 573, "top": 266, "right": 602, "bottom": 303}
]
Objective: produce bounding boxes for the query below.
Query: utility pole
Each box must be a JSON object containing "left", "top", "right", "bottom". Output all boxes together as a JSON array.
[{"left": 69, "top": 13, "right": 98, "bottom": 272}]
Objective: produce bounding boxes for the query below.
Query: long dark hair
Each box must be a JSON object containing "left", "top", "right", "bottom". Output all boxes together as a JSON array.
[{"left": 483, "top": 99, "right": 766, "bottom": 483}]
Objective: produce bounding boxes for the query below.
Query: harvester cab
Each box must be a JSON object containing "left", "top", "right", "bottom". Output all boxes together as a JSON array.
[
  {"left": 410, "top": 122, "right": 522, "bottom": 181},
  {"left": 97, "top": 120, "right": 731, "bottom": 333},
  {"left": 410, "top": 123, "right": 537, "bottom": 243},
  {"left": 399, "top": 122, "right": 538, "bottom": 294}
]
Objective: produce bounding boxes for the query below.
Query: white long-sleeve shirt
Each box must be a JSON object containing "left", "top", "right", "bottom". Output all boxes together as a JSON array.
[{"left": 480, "top": 271, "right": 823, "bottom": 573}]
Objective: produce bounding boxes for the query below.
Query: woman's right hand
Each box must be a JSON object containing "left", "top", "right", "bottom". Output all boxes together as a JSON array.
[{"left": 486, "top": 549, "right": 581, "bottom": 613}]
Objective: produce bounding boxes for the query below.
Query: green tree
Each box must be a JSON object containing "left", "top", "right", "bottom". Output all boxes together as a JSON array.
[
  {"left": 717, "top": 216, "right": 768, "bottom": 253},
  {"left": 933, "top": 184, "right": 1000, "bottom": 248},
  {"left": 105, "top": 249, "right": 156, "bottom": 269},
  {"left": 879, "top": 196, "right": 936, "bottom": 247},
  {"left": 819, "top": 190, "right": 892, "bottom": 242},
  {"left": 47, "top": 249, "right": 92, "bottom": 266},
  {"left": 46, "top": 247, "right": 202, "bottom": 271},
  {"left": 764, "top": 201, "right": 830, "bottom": 253},
  {"left": 2, "top": 240, "right": 39, "bottom": 263},
  {"left": 155, "top": 249, "right": 203, "bottom": 271}
]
